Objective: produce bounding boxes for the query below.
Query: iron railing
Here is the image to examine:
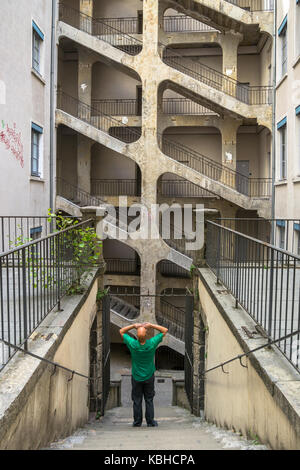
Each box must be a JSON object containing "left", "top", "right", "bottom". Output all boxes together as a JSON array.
[
  {"left": 161, "top": 136, "right": 272, "bottom": 198},
  {"left": 91, "top": 98, "right": 217, "bottom": 116},
  {"left": 225, "top": 0, "right": 274, "bottom": 11},
  {"left": 92, "top": 15, "right": 217, "bottom": 34},
  {"left": 57, "top": 91, "right": 141, "bottom": 144},
  {"left": 164, "top": 15, "right": 217, "bottom": 33},
  {"left": 162, "top": 48, "right": 273, "bottom": 106},
  {"left": 101, "top": 295, "right": 111, "bottom": 414},
  {"left": 59, "top": 3, "right": 272, "bottom": 105},
  {"left": 215, "top": 218, "right": 300, "bottom": 257},
  {"left": 91, "top": 99, "right": 138, "bottom": 117},
  {"left": 206, "top": 220, "right": 300, "bottom": 372},
  {"left": 104, "top": 258, "right": 140, "bottom": 275},
  {"left": 58, "top": 92, "right": 271, "bottom": 199},
  {"left": 0, "top": 217, "right": 56, "bottom": 255},
  {"left": 59, "top": 3, "right": 142, "bottom": 56},
  {"left": 185, "top": 295, "right": 194, "bottom": 409},
  {"left": 162, "top": 98, "right": 217, "bottom": 115},
  {"left": 57, "top": 177, "right": 105, "bottom": 207},
  {"left": 158, "top": 260, "right": 192, "bottom": 278},
  {"left": 91, "top": 179, "right": 138, "bottom": 197},
  {"left": 156, "top": 299, "right": 185, "bottom": 341},
  {"left": 0, "top": 219, "right": 96, "bottom": 371},
  {"left": 161, "top": 179, "right": 217, "bottom": 198}
]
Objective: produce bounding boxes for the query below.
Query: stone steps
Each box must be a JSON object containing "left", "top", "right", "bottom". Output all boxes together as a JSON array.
[{"left": 46, "top": 405, "right": 268, "bottom": 451}]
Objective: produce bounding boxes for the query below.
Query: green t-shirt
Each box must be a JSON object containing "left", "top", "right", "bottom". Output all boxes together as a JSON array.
[{"left": 123, "top": 332, "right": 164, "bottom": 382}]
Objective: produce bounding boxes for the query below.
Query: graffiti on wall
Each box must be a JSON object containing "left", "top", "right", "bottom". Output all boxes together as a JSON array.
[{"left": 0, "top": 121, "right": 24, "bottom": 168}]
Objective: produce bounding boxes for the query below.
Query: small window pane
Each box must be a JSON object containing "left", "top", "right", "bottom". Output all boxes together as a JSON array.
[
  {"left": 32, "top": 31, "right": 41, "bottom": 72},
  {"left": 31, "top": 129, "right": 40, "bottom": 176}
]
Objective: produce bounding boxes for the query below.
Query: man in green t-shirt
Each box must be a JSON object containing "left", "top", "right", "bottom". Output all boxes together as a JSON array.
[{"left": 120, "top": 322, "right": 168, "bottom": 427}]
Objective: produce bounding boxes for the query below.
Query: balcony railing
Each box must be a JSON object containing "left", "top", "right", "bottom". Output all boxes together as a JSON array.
[
  {"left": 206, "top": 220, "right": 300, "bottom": 373},
  {"left": 0, "top": 218, "right": 97, "bottom": 371},
  {"left": 91, "top": 98, "right": 217, "bottom": 116},
  {"left": 59, "top": 3, "right": 142, "bottom": 55},
  {"left": 162, "top": 48, "right": 273, "bottom": 106},
  {"left": 225, "top": 0, "right": 274, "bottom": 11},
  {"left": 156, "top": 299, "right": 185, "bottom": 341},
  {"left": 104, "top": 258, "right": 140, "bottom": 275},
  {"left": 158, "top": 260, "right": 191, "bottom": 278},
  {"left": 161, "top": 136, "right": 272, "bottom": 198},
  {"left": 164, "top": 15, "right": 217, "bottom": 33},
  {"left": 57, "top": 91, "right": 141, "bottom": 144},
  {"left": 161, "top": 179, "right": 217, "bottom": 198},
  {"left": 91, "top": 179, "right": 138, "bottom": 197},
  {"left": 92, "top": 14, "right": 217, "bottom": 34},
  {"left": 57, "top": 177, "right": 105, "bottom": 207}
]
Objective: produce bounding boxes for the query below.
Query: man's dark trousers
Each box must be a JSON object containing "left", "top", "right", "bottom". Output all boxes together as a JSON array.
[{"left": 131, "top": 374, "right": 155, "bottom": 425}]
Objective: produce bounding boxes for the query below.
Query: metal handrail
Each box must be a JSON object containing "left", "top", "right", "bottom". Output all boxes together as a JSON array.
[
  {"left": 162, "top": 47, "right": 273, "bottom": 105},
  {"left": 57, "top": 91, "right": 271, "bottom": 199},
  {"left": 206, "top": 220, "right": 300, "bottom": 372},
  {"left": 0, "top": 337, "right": 92, "bottom": 380},
  {"left": 161, "top": 135, "right": 272, "bottom": 198},
  {"left": 57, "top": 91, "right": 141, "bottom": 144},
  {"left": 0, "top": 218, "right": 97, "bottom": 371},
  {"left": 59, "top": 3, "right": 142, "bottom": 55},
  {"left": 59, "top": 3, "right": 272, "bottom": 106},
  {"left": 201, "top": 329, "right": 300, "bottom": 377},
  {"left": 57, "top": 177, "right": 105, "bottom": 207},
  {"left": 91, "top": 98, "right": 217, "bottom": 116},
  {"left": 224, "top": 0, "right": 274, "bottom": 12}
]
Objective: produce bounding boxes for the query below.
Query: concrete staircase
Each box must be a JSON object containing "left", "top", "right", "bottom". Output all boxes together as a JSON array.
[
  {"left": 110, "top": 296, "right": 185, "bottom": 356},
  {"left": 46, "top": 405, "right": 268, "bottom": 450}
]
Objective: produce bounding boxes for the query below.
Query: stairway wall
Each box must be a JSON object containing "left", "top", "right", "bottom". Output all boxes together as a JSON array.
[{"left": 197, "top": 268, "right": 300, "bottom": 450}]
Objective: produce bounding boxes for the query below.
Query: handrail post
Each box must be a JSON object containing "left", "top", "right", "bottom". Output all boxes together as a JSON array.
[{"left": 22, "top": 248, "right": 28, "bottom": 351}]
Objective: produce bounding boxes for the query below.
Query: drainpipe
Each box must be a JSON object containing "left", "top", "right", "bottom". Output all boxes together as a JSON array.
[
  {"left": 271, "top": 0, "right": 277, "bottom": 244},
  {"left": 49, "top": 0, "right": 57, "bottom": 212},
  {"left": 268, "top": 0, "right": 277, "bottom": 341}
]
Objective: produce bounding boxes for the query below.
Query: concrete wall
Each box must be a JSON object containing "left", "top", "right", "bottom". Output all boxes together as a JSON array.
[
  {"left": 198, "top": 268, "right": 300, "bottom": 450},
  {"left": 0, "top": 271, "right": 100, "bottom": 450},
  {"left": 0, "top": 0, "right": 56, "bottom": 216},
  {"left": 92, "top": 61, "right": 140, "bottom": 100}
]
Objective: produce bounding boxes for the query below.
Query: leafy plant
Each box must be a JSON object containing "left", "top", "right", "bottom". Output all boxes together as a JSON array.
[
  {"left": 47, "top": 210, "right": 103, "bottom": 295},
  {"left": 97, "top": 288, "right": 109, "bottom": 301},
  {"left": 190, "top": 264, "right": 196, "bottom": 275}
]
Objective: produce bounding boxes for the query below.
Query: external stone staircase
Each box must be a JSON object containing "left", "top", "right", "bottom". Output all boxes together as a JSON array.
[
  {"left": 57, "top": 7, "right": 272, "bottom": 124},
  {"left": 56, "top": 95, "right": 271, "bottom": 217},
  {"left": 46, "top": 404, "right": 268, "bottom": 450},
  {"left": 110, "top": 295, "right": 185, "bottom": 356}
]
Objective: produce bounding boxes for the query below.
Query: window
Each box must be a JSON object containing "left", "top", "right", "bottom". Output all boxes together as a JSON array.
[
  {"left": 30, "top": 226, "right": 42, "bottom": 241},
  {"left": 32, "top": 21, "right": 44, "bottom": 75},
  {"left": 278, "top": 15, "right": 288, "bottom": 78},
  {"left": 277, "top": 222, "right": 286, "bottom": 250},
  {"left": 277, "top": 118, "right": 287, "bottom": 180},
  {"left": 281, "top": 28, "right": 287, "bottom": 75},
  {"left": 293, "top": 223, "right": 300, "bottom": 256},
  {"left": 31, "top": 123, "right": 43, "bottom": 177}
]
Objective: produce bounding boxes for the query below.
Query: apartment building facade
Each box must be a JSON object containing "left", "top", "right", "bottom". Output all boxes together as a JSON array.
[
  {"left": 275, "top": 0, "right": 300, "bottom": 254},
  {"left": 0, "top": 0, "right": 55, "bottom": 220}
]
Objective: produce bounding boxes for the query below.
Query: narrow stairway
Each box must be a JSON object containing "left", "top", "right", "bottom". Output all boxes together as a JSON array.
[{"left": 46, "top": 405, "right": 268, "bottom": 450}]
